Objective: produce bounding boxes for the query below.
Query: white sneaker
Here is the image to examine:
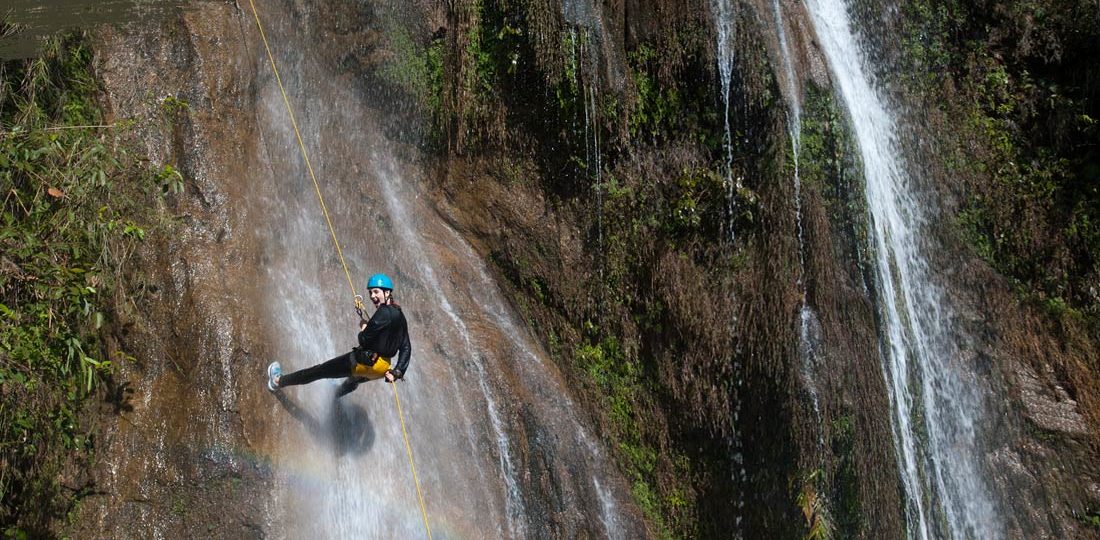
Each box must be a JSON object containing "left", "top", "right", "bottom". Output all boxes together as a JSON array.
[{"left": 267, "top": 361, "right": 282, "bottom": 392}]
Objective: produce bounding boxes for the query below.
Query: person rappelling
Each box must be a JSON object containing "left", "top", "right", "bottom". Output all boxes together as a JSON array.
[{"left": 266, "top": 273, "right": 411, "bottom": 397}]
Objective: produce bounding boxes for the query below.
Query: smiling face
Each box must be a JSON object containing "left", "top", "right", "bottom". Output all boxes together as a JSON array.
[{"left": 369, "top": 287, "right": 389, "bottom": 307}]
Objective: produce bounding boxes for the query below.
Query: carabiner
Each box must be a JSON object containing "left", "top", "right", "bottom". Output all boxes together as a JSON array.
[{"left": 354, "top": 294, "right": 365, "bottom": 318}]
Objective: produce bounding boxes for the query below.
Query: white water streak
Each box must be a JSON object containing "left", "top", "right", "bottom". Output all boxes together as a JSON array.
[
  {"left": 444, "top": 211, "right": 630, "bottom": 536},
  {"left": 711, "top": 1, "right": 747, "bottom": 533},
  {"left": 375, "top": 154, "right": 528, "bottom": 538},
  {"left": 256, "top": 4, "right": 641, "bottom": 537},
  {"left": 803, "top": 0, "right": 998, "bottom": 537},
  {"left": 712, "top": 0, "right": 738, "bottom": 242}
]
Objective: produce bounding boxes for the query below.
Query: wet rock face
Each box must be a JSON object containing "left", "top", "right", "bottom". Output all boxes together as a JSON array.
[
  {"left": 69, "top": 0, "right": 650, "bottom": 536},
  {"left": 1017, "top": 363, "right": 1091, "bottom": 436},
  {"left": 0, "top": 0, "right": 188, "bottom": 59},
  {"left": 436, "top": 0, "right": 1100, "bottom": 538},
  {"left": 62, "top": 0, "right": 1100, "bottom": 536},
  {"left": 69, "top": 4, "right": 277, "bottom": 536},
  {"left": 977, "top": 280, "right": 1100, "bottom": 538},
  {"left": 431, "top": 0, "right": 906, "bottom": 536}
]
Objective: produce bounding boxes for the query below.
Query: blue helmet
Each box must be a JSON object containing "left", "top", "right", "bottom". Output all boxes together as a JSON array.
[{"left": 367, "top": 273, "right": 394, "bottom": 291}]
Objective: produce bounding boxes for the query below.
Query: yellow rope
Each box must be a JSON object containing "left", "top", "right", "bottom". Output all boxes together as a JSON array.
[
  {"left": 246, "top": 1, "right": 432, "bottom": 536},
  {"left": 246, "top": 0, "right": 357, "bottom": 299},
  {"left": 393, "top": 382, "right": 434, "bottom": 539}
]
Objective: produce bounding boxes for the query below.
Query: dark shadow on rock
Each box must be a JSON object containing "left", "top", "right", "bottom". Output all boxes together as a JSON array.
[
  {"left": 104, "top": 376, "right": 134, "bottom": 413},
  {"left": 274, "top": 391, "right": 375, "bottom": 457},
  {"left": 327, "top": 396, "right": 375, "bottom": 457}
]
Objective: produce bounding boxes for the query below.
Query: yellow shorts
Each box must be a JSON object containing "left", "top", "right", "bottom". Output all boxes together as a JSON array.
[{"left": 351, "top": 356, "right": 391, "bottom": 380}]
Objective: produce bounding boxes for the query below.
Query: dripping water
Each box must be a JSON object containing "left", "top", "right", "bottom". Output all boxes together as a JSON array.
[
  {"left": 771, "top": 0, "right": 825, "bottom": 456},
  {"left": 712, "top": 0, "right": 739, "bottom": 243},
  {"left": 564, "top": 4, "right": 605, "bottom": 322},
  {"left": 710, "top": 1, "right": 747, "bottom": 532}
]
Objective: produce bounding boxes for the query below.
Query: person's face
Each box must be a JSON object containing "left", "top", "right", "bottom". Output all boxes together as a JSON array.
[{"left": 369, "top": 287, "right": 388, "bottom": 306}]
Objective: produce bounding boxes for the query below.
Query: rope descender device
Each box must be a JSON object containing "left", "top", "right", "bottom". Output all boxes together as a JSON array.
[{"left": 354, "top": 294, "right": 365, "bottom": 318}]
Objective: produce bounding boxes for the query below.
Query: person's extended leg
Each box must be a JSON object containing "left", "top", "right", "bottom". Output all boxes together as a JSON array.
[
  {"left": 277, "top": 351, "right": 354, "bottom": 388},
  {"left": 335, "top": 376, "right": 367, "bottom": 398}
]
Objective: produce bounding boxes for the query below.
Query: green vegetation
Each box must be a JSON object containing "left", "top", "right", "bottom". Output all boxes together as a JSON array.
[
  {"left": 901, "top": 0, "right": 1100, "bottom": 328},
  {"left": 829, "top": 415, "right": 862, "bottom": 535},
  {"left": 445, "top": 1, "right": 770, "bottom": 536},
  {"left": 581, "top": 164, "right": 737, "bottom": 540},
  {"left": 1080, "top": 509, "right": 1100, "bottom": 529},
  {"left": 798, "top": 83, "right": 870, "bottom": 275},
  {"left": 797, "top": 471, "right": 835, "bottom": 540},
  {"left": 1, "top": 35, "right": 169, "bottom": 535},
  {"left": 378, "top": 19, "right": 445, "bottom": 140},
  {"left": 448, "top": 0, "right": 533, "bottom": 151},
  {"left": 796, "top": 86, "right": 871, "bottom": 534},
  {"left": 575, "top": 334, "right": 693, "bottom": 538},
  {"left": 627, "top": 46, "right": 683, "bottom": 143}
]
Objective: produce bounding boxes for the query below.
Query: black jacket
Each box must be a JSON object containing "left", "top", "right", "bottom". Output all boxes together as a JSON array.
[{"left": 357, "top": 303, "right": 411, "bottom": 376}]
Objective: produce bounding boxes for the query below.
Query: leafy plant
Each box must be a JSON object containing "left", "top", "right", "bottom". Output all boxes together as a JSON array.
[
  {"left": 1, "top": 34, "right": 169, "bottom": 534},
  {"left": 797, "top": 471, "right": 835, "bottom": 540}
]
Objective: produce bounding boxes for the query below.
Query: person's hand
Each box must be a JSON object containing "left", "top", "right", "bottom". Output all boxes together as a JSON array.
[
  {"left": 384, "top": 370, "right": 396, "bottom": 383},
  {"left": 359, "top": 318, "right": 368, "bottom": 330}
]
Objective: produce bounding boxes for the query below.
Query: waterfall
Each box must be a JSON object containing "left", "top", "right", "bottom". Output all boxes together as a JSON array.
[
  {"left": 803, "top": 0, "right": 999, "bottom": 538},
  {"left": 772, "top": 0, "right": 801, "bottom": 137},
  {"left": 711, "top": 0, "right": 739, "bottom": 243},
  {"left": 251, "top": 4, "right": 640, "bottom": 537}
]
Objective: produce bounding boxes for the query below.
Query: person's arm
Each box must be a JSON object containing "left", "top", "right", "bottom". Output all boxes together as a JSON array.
[
  {"left": 392, "top": 330, "right": 411, "bottom": 378},
  {"left": 385, "top": 309, "right": 411, "bottom": 383}
]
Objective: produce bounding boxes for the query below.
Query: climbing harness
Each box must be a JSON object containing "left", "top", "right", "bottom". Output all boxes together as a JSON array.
[
  {"left": 246, "top": 1, "right": 433, "bottom": 537},
  {"left": 351, "top": 355, "right": 391, "bottom": 379}
]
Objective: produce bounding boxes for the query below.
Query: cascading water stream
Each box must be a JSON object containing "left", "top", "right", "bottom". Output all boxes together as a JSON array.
[
  {"left": 802, "top": 0, "right": 999, "bottom": 537},
  {"left": 709, "top": 1, "right": 746, "bottom": 531},
  {"left": 771, "top": 0, "right": 826, "bottom": 458},
  {"left": 772, "top": 0, "right": 803, "bottom": 270},
  {"left": 711, "top": 0, "right": 739, "bottom": 243},
  {"left": 250, "top": 4, "right": 641, "bottom": 538},
  {"left": 450, "top": 217, "right": 631, "bottom": 540},
  {"left": 563, "top": 1, "right": 606, "bottom": 322},
  {"left": 373, "top": 152, "right": 529, "bottom": 537}
]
